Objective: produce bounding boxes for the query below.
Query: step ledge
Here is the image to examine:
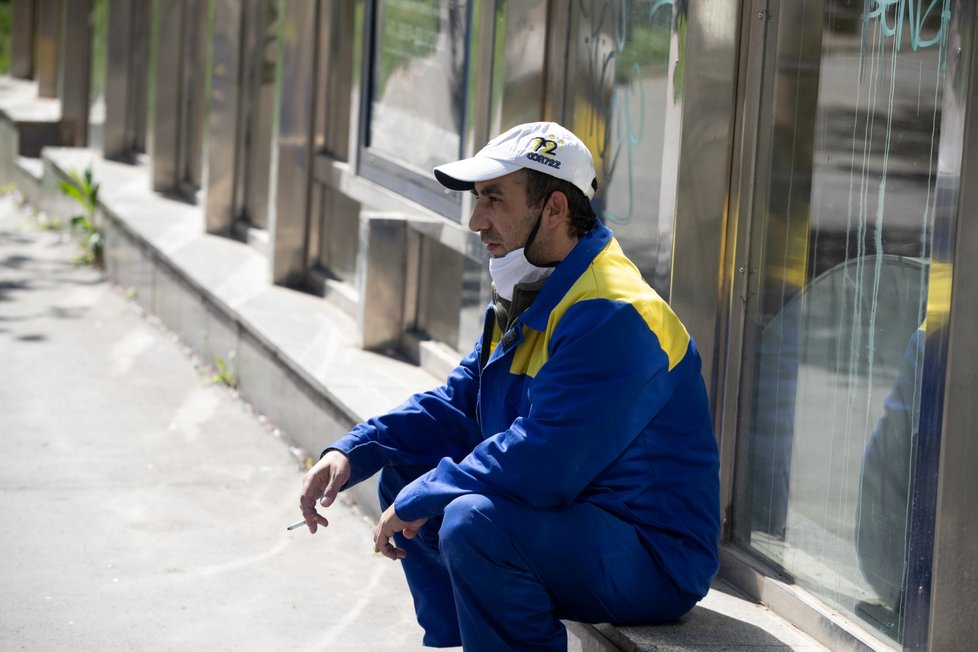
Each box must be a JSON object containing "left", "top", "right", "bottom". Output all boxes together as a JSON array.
[{"left": 584, "top": 579, "right": 826, "bottom": 651}]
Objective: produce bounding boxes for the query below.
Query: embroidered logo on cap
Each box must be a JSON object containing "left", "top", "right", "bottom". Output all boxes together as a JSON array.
[{"left": 526, "top": 136, "right": 562, "bottom": 169}]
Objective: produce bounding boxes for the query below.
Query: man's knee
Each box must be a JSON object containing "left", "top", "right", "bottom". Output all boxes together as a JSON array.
[{"left": 439, "top": 494, "right": 500, "bottom": 564}]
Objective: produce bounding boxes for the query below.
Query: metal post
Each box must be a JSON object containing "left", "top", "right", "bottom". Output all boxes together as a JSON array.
[
  {"left": 926, "top": 2, "right": 978, "bottom": 649},
  {"left": 126, "top": 0, "right": 150, "bottom": 154},
  {"left": 241, "top": 0, "right": 279, "bottom": 230},
  {"left": 103, "top": 0, "right": 132, "bottom": 159},
  {"left": 34, "top": 0, "right": 60, "bottom": 98},
  {"left": 60, "top": 0, "right": 93, "bottom": 147},
  {"left": 11, "top": 0, "right": 36, "bottom": 79},
  {"left": 151, "top": 0, "right": 185, "bottom": 192},
  {"left": 356, "top": 213, "right": 408, "bottom": 351},
  {"left": 273, "top": 0, "right": 320, "bottom": 286},
  {"left": 204, "top": 0, "right": 245, "bottom": 234}
]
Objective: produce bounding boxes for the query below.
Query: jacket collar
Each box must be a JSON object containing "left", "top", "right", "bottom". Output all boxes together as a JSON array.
[{"left": 518, "top": 224, "right": 612, "bottom": 332}]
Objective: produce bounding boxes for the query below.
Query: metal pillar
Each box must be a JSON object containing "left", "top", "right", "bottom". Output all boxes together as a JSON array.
[
  {"left": 126, "top": 0, "right": 150, "bottom": 155},
  {"left": 356, "top": 213, "right": 408, "bottom": 351},
  {"left": 11, "top": 0, "right": 36, "bottom": 79},
  {"left": 150, "top": 0, "right": 184, "bottom": 192},
  {"left": 60, "top": 0, "right": 93, "bottom": 147},
  {"left": 204, "top": 0, "right": 245, "bottom": 234},
  {"left": 926, "top": 2, "right": 978, "bottom": 649},
  {"left": 34, "top": 0, "right": 60, "bottom": 98},
  {"left": 174, "top": 0, "right": 209, "bottom": 195},
  {"left": 103, "top": 0, "right": 132, "bottom": 159},
  {"left": 229, "top": 0, "right": 280, "bottom": 233},
  {"left": 273, "top": 0, "right": 320, "bottom": 286}
]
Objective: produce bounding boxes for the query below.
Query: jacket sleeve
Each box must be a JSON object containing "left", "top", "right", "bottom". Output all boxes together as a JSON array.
[
  {"left": 394, "top": 299, "right": 686, "bottom": 520},
  {"left": 328, "top": 346, "right": 486, "bottom": 489}
]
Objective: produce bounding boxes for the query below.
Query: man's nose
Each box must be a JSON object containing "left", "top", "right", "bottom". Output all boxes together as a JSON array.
[{"left": 468, "top": 201, "right": 489, "bottom": 233}]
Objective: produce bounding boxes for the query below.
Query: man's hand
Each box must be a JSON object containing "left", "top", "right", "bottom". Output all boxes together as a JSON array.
[
  {"left": 298, "top": 450, "right": 352, "bottom": 533},
  {"left": 374, "top": 504, "right": 429, "bottom": 560}
]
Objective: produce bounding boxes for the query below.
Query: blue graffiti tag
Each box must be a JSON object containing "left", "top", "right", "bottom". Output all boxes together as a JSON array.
[
  {"left": 578, "top": 0, "right": 673, "bottom": 225},
  {"left": 863, "top": 0, "right": 951, "bottom": 53}
]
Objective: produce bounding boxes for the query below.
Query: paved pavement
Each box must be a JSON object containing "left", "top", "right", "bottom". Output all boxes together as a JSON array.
[{"left": 0, "top": 191, "right": 433, "bottom": 651}]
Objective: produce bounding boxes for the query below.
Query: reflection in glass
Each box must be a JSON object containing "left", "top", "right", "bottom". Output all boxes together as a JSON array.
[
  {"left": 368, "top": 0, "right": 469, "bottom": 176},
  {"left": 570, "top": 0, "right": 674, "bottom": 288},
  {"left": 741, "top": 1, "right": 951, "bottom": 645}
]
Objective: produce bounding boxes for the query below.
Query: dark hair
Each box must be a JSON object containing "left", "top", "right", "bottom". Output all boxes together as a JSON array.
[{"left": 519, "top": 168, "right": 598, "bottom": 238}]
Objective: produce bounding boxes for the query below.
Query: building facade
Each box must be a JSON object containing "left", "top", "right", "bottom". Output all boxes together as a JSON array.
[{"left": 3, "top": 0, "right": 977, "bottom": 649}]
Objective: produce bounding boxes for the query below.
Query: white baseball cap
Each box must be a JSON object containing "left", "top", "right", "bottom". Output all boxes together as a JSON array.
[{"left": 433, "top": 122, "right": 596, "bottom": 199}]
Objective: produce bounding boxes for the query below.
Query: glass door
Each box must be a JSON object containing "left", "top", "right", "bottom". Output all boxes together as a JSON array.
[{"left": 734, "top": 1, "right": 953, "bottom": 646}]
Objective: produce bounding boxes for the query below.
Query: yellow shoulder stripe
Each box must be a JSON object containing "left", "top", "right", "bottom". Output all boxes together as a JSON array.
[{"left": 509, "top": 239, "right": 690, "bottom": 378}]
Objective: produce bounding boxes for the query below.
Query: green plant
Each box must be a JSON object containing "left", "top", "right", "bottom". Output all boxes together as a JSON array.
[
  {"left": 59, "top": 167, "right": 103, "bottom": 267},
  {"left": 210, "top": 356, "right": 237, "bottom": 388}
]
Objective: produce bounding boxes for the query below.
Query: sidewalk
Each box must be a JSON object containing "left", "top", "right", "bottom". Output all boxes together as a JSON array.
[{"left": 0, "top": 191, "right": 433, "bottom": 650}]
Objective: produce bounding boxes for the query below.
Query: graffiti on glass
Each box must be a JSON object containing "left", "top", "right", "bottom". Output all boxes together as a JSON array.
[
  {"left": 863, "top": 0, "right": 951, "bottom": 55},
  {"left": 576, "top": 0, "right": 673, "bottom": 225}
]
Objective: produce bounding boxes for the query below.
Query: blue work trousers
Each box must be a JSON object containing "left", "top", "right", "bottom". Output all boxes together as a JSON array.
[{"left": 379, "top": 465, "right": 696, "bottom": 651}]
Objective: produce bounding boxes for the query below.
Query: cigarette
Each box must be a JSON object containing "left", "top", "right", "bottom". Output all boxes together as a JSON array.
[{"left": 286, "top": 520, "right": 307, "bottom": 531}]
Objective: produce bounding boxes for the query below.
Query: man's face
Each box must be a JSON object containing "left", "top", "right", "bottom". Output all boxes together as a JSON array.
[{"left": 468, "top": 171, "right": 539, "bottom": 258}]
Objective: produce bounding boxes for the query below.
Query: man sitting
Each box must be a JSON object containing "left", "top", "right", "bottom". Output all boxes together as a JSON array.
[{"left": 299, "top": 122, "right": 721, "bottom": 651}]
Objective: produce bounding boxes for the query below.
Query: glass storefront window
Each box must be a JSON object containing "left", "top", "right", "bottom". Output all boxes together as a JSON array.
[
  {"left": 568, "top": 0, "right": 675, "bottom": 289},
  {"left": 739, "top": 1, "right": 952, "bottom": 646},
  {"left": 363, "top": 0, "right": 469, "bottom": 214}
]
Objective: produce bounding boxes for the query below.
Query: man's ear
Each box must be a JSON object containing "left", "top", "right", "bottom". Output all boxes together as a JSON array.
[{"left": 545, "top": 190, "right": 570, "bottom": 228}]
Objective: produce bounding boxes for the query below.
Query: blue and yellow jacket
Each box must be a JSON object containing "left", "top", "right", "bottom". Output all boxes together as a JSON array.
[{"left": 331, "top": 224, "right": 720, "bottom": 599}]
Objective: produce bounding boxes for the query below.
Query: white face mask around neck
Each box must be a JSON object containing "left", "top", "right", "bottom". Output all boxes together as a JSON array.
[{"left": 488, "top": 247, "right": 553, "bottom": 301}]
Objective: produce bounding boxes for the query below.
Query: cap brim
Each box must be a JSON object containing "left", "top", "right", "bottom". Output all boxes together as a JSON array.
[{"left": 433, "top": 157, "right": 523, "bottom": 191}]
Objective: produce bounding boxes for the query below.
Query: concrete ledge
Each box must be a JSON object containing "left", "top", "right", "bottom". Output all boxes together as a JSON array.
[
  {"left": 17, "top": 155, "right": 44, "bottom": 180},
  {"left": 29, "top": 147, "right": 828, "bottom": 652},
  {"left": 591, "top": 580, "right": 825, "bottom": 651},
  {"left": 0, "top": 76, "right": 63, "bottom": 208},
  {"left": 11, "top": 156, "right": 44, "bottom": 209},
  {"left": 0, "top": 76, "right": 63, "bottom": 159}
]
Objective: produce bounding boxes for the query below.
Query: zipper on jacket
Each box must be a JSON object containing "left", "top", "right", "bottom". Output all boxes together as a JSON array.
[{"left": 479, "top": 306, "right": 495, "bottom": 372}]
